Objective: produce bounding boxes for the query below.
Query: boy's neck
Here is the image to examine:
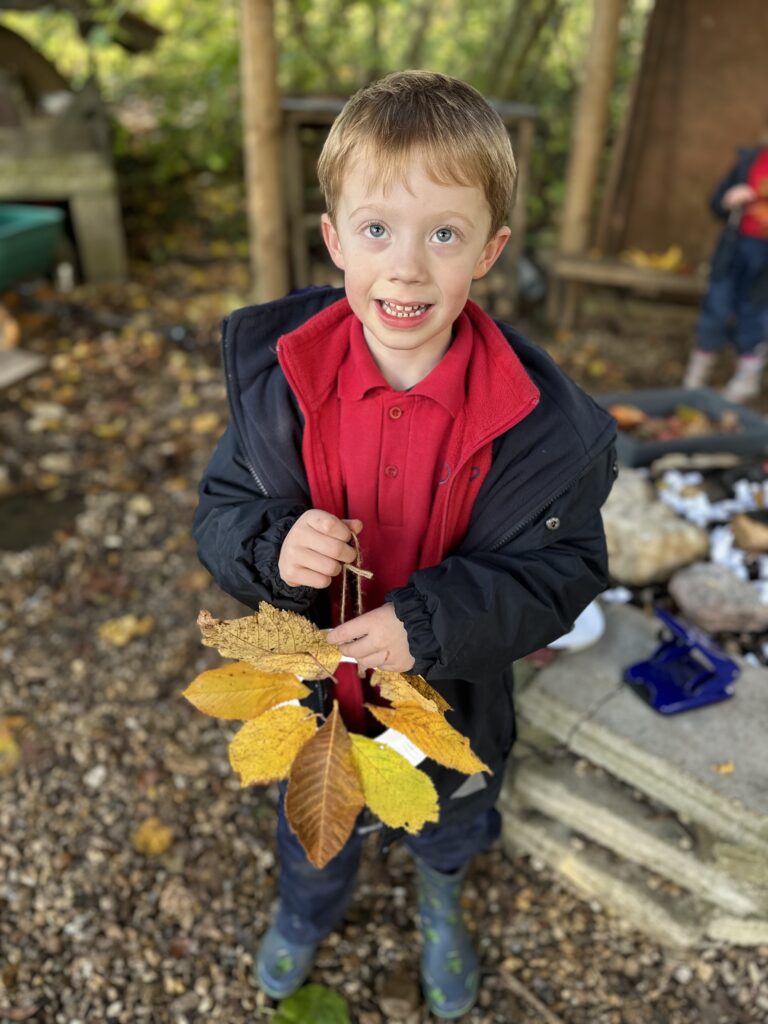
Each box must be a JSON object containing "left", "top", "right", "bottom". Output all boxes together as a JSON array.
[{"left": 361, "top": 326, "right": 454, "bottom": 391}]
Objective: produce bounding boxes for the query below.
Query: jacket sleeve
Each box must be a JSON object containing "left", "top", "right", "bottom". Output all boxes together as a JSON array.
[
  {"left": 192, "top": 424, "right": 316, "bottom": 611},
  {"left": 709, "top": 160, "right": 742, "bottom": 220},
  {"left": 388, "top": 509, "right": 609, "bottom": 683}
]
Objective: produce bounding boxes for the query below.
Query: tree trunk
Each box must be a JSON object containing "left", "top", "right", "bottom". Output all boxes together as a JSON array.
[
  {"left": 240, "top": 0, "right": 288, "bottom": 301},
  {"left": 559, "top": 0, "right": 624, "bottom": 255}
]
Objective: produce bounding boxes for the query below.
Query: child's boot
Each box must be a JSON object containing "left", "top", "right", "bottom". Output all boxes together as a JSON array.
[
  {"left": 682, "top": 348, "right": 717, "bottom": 388},
  {"left": 413, "top": 857, "right": 479, "bottom": 1019},
  {"left": 254, "top": 921, "right": 318, "bottom": 1000},
  {"left": 721, "top": 346, "right": 767, "bottom": 403}
]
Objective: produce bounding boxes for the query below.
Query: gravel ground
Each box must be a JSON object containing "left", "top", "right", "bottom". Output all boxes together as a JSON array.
[{"left": 2, "top": 250, "right": 768, "bottom": 1023}]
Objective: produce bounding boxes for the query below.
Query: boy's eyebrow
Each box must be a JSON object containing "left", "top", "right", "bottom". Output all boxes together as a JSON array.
[{"left": 347, "top": 204, "right": 476, "bottom": 226}]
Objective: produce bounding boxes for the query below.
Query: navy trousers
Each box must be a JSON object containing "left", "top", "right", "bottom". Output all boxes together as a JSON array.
[
  {"left": 697, "top": 235, "right": 768, "bottom": 355},
  {"left": 274, "top": 794, "right": 502, "bottom": 943}
]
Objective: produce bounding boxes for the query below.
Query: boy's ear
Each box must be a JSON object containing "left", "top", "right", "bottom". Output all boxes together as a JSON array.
[
  {"left": 321, "top": 213, "right": 346, "bottom": 271},
  {"left": 472, "top": 226, "right": 512, "bottom": 280}
]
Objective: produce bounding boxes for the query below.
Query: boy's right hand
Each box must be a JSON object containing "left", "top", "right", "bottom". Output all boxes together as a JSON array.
[
  {"left": 723, "top": 184, "right": 757, "bottom": 210},
  {"left": 278, "top": 510, "right": 363, "bottom": 589}
]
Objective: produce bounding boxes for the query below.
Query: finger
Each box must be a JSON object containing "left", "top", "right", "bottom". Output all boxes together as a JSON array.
[
  {"left": 283, "top": 567, "right": 333, "bottom": 589},
  {"left": 307, "top": 509, "right": 355, "bottom": 542},
  {"left": 342, "top": 518, "right": 363, "bottom": 536},
  {"left": 296, "top": 547, "right": 345, "bottom": 579},
  {"left": 326, "top": 614, "right": 372, "bottom": 645},
  {"left": 356, "top": 649, "right": 390, "bottom": 671},
  {"left": 332, "top": 636, "right": 376, "bottom": 661},
  {"left": 308, "top": 531, "right": 358, "bottom": 565}
]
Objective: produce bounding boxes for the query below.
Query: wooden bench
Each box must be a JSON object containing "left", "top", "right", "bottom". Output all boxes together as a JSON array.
[{"left": 543, "top": 252, "right": 707, "bottom": 328}]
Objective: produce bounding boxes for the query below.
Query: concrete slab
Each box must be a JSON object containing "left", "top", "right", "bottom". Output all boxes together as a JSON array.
[
  {"left": 0, "top": 349, "right": 46, "bottom": 390},
  {"left": 501, "top": 801, "right": 707, "bottom": 947},
  {"left": 508, "top": 752, "right": 762, "bottom": 915},
  {"left": 516, "top": 604, "right": 768, "bottom": 852}
]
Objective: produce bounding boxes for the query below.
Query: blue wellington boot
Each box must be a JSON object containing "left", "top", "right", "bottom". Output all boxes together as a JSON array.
[
  {"left": 413, "top": 857, "right": 479, "bottom": 1019},
  {"left": 254, "top": 922, "right": 318, "bottom": 1000}
]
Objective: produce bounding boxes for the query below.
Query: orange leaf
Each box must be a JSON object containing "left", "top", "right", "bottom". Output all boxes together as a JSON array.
[
  {"left": 229, "top": 704, "right": 317, "bottom": 785},
  {"left": 371, "top": 669, "right": 451, "bottom": 713},
  {"left": 367, "top": 704, "right": 491, "bottom": 776},
  {"left": 183, "top": 661, "right": 310, "bottom": 720},
  {"left": 285, "top": 702, "right": 365, "bottom": 868}
]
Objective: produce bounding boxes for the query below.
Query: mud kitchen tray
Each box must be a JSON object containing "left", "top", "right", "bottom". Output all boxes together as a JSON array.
[
  {"left": 594, "top": 387, "right": 768, "bottom": 467},
  {"left": 0, "top": 203, "right": 64, "bottom": 291}
]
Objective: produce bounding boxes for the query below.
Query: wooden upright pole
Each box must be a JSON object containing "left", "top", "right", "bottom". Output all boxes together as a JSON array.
[
  {"left": 240, "top": 0, "right": 289, "bottom": 301},
  {"left": 559, "top": 0, "right": 624, "bottom": 255}
]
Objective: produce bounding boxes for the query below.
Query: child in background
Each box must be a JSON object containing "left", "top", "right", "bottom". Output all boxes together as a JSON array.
[
  {"left": 683, "top": 142, "right": 768, "bottom": 402},
  {"left": 193, "top": 71, "right": 617, "bottom": 1019}
]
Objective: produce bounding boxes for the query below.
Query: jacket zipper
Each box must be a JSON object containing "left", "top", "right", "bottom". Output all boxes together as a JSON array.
[
  {"left": 489, "top": 438, "right": 615, "bottom": 553},
  {"left": 222, "top": 317, "right": 270, "bottom": 497}
]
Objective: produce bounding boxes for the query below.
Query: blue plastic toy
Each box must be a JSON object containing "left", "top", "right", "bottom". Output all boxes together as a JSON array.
[{"left": 623, "top": 609, "right": 739, "bottom": 714}]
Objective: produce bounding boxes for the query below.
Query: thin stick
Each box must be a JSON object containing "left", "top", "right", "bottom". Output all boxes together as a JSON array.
[{"left": 500, "top": 971, "right": 567, "bottom": 1024}]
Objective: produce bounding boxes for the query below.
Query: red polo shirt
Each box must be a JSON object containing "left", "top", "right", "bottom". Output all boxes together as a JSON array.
[
  {"left": 332, "top": 315, "right": 475, "bottom": 732},
  {"left": 337, "top": 314, "right": 473, "bottom": 611}
]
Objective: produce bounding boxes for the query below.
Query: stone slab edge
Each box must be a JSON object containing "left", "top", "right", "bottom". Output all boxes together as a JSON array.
[
  {"left": 501, "top": 802, "right": 705, "bottom": 947},
  {"left": 510, "top": 756, "right": 760, "bottom": 916},
  {"left": 518, "top": 683, "right": 768, "bottom": 854}
]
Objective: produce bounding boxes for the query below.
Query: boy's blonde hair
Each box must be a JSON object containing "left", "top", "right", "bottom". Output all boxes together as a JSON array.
[{"left": 318, "top": 70, "right": 517, "bottom": 238}]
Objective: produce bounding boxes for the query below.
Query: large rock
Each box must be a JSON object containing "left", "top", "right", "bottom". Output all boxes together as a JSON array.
[
  {"left": 602, "top": 469, "right": 709, "bottom": 585},
  {"left": 668, "top": 561, "right": 768, "bottom": 633}
]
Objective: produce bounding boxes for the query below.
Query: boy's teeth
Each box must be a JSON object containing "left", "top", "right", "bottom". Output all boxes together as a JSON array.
[{"left": 381, "top": 300, "right": 429, "bottom": 318}]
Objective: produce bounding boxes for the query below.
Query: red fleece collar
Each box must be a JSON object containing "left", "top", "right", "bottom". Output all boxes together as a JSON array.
[{"left": 277, "top": 297, "right": 540, "bottom": 440}]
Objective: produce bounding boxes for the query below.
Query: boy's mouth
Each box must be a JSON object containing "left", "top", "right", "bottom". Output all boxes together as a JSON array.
[{"left": 377, "top": 299, "right": 432, "bottom": 319}]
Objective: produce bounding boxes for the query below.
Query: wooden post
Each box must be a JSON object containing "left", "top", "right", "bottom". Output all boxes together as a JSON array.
[
  {"left": 240, "top": 0, "right": 288, "bottom": 302},
  {"left": 559, "top": 0, "right": 624, "bottom": 255}
]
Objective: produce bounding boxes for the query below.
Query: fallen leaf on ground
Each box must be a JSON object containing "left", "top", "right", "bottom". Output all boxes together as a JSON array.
[
  {"left": 98, "top": 613, "right": 155, "bottom": 647},
  {"left": 132, "top": 816, "right": 174, "bottom": 856}
]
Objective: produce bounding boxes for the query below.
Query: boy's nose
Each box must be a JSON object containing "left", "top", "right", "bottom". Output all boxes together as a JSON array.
[{"left": 387, "top": 239, "right": 427, "bottom": 284}]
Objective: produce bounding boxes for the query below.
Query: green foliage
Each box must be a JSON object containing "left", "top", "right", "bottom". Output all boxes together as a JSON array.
[
  {"left": 273, "top": 984, "right": 351, "bottom": 1024},
  {"left": 0, "top": 0, "right": 653, "bottom": 238}
]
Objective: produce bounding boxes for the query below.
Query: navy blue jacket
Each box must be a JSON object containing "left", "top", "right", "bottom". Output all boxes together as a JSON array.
[{"left": 193, "top": 287, "right": 617, "bottom": 826}]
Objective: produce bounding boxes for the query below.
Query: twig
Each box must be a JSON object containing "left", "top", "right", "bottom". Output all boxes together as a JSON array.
[{"left": 500, "top": 970, "right": 567, "bottom": 1024}]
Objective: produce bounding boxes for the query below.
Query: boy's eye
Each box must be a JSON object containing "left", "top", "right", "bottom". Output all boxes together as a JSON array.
[
  {"left": 433, "top": 227, "right": 456, "bottom": 243},
  {"left": 365, "top": 222, "right": 387, "bottom": 239}
]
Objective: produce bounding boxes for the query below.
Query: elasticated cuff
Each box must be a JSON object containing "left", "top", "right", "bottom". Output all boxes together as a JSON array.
[
  {"left": 387, "top": 585, "right": 440, "bottom": 677},
  {"left": 251, "top": 514, "right": 316, "bottom": 604}
]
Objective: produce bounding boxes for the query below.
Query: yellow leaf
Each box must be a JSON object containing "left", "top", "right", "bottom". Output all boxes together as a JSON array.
[
  {"left": 349, "top": 734, "right": 439, "bottom": 833},
  {"left": 371, "top": 670, "right": 451, "bottom": 713},
  {"left": 191, "top": 412, "right": 221, "bottom": 434},
  {"left": 285, "top": 703, "right": 364, "bottom": 868},
  {"left": 183, "top": 661, "right": 310, "bottom": 720},
  {"left": 711, "top": 761, "right": 735, "bottom": 774},
  {"left": 367, "top": 704, "right": 491, "bottom": 776},
  {"left": 98, "top": 614, "right": 155, "bottom": 647},
  {"left": 197, "top": 605, "right": 341, "bottom": 679},
  {"left": 0, "top": 720, "right": 20, "bottom": 778},
  {"left": 229, "top": 704, "right": 317, "bottom": 786},
  {"left": 132, "top": 816, "right": 174, "bottom": 856}
]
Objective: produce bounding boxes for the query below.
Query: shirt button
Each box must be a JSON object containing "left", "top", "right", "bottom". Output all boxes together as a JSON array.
[
  {"left": 389, "top": 406, "right": 403, "bottom": 420},
  {"left": 384, "top": 464, "right": 399, "bottom": 478}
]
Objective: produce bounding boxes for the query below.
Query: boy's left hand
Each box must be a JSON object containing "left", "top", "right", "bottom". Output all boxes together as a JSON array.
[{"left": 327, "top": 604, "right": 415, "bottom": 672}]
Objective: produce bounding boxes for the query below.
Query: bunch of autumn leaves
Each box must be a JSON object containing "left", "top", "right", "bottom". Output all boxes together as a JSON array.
[{"left": 183, "top": 604, "right": 490, "bottom": 868}]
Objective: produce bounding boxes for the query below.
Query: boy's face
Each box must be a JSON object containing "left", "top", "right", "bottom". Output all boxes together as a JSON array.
[{"left": 321, "top": 155, "right": 510, "bottom": 373}]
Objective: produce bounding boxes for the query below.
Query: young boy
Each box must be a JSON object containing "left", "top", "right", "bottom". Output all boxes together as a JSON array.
[
  {"left": 193, "top": 70, "right": 617, "bottom": 1019},
  {"left": 683, "top": 142, "right": 768, "bottom": 402}
]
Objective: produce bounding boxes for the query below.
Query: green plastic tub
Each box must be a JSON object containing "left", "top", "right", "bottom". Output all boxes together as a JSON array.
[{"left": 0, "top": 203, "right": 65, "bottom": 291}]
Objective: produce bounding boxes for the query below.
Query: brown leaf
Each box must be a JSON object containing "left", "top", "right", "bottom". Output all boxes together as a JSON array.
[
  {"left": 367, "top": 704, "right": 491, "bottom": 776},
  {"left": 285, "top": 702, "right": 364, "bottom": 868},
  {"left": 371, "top": 670, "right": 451, "bottom": 713},
  {"left": 197, "top": 606, "right": 341, "bottom": 679},
  {"left": 183, "top": 661, "right": 310, "bottom": 720},
  {"left": 229, "top": 704, "right": 317, "bottom": 785}
]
